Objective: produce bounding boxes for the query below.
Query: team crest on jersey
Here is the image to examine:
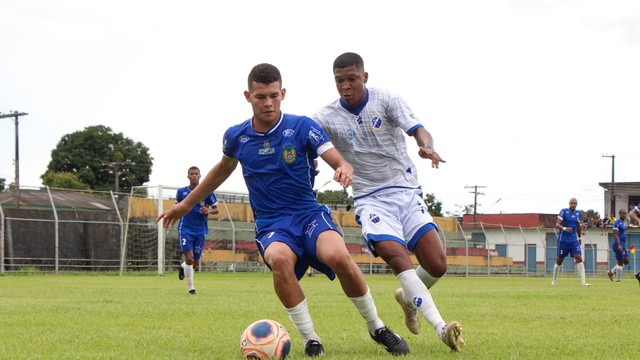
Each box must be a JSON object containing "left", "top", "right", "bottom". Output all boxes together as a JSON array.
[
  {"left": 347, "top": 129, "right": 356, "bottom": 141},
  {"left": 258, "top": 140, "right": 275, "bottom": 155},
  {"left": 282, "top": 145, "right": 297, "bottom": 164},
  {"left": 369, "top": 213, "right": 381, "bottom": 224},
  {"left": 283, "top": 129, "right": 295, "bottom": 137},
  {"left": 370, "top": 117, "right": 382, "bottom": 130},
  {"left": 238, "top": 135, "right": 250, "bottom": 143}
]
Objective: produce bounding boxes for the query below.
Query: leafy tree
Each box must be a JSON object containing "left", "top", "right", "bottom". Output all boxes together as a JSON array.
[
  {"left": 42, "top": 125, "right": 153, "bottom": 193},
  {"left": 315, "top": 189, "right": 353, "bottom": 206},
  {"left": 42, "top": 172, "right": 91, "bottom": 190},
  {"left": 424, "top": 193, "right": 443, "bottom": 217},
  {"left": 0, "top": 177, "right": 4, "bottom": 191}
]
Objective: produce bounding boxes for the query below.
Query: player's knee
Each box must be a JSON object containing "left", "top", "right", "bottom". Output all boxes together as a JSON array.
[
  {"left": 323, "top": 250, "right": 353, "bottom": 273},
  {"left": 266, "top": 252, "right": 295, "bottom": 272}
]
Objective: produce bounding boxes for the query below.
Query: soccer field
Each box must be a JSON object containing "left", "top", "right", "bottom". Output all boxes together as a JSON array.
[{"left": 1, "top": 273, "right": 638, "bottom": 359}]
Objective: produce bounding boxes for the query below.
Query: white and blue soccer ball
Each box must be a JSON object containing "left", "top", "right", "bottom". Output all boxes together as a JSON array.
[{"left": 240, "top": 319, "right": 291, "bottom": 359}]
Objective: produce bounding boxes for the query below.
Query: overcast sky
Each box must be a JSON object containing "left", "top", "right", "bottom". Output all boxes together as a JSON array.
[{"left": 1, "top": 0, "right": 639, "bottom": 215}]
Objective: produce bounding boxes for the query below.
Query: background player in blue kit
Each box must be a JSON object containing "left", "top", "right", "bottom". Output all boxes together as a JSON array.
[
  {"left": 607, "top": 209, "right": 629, "bottom": 282},
  {"left": 628, "top": 204, "right": 640, "bottom": 286},
  {"left": 552, "top": 198, "right": 590, "bottom": 286},
  {"left": 157, "top": 63, "right": 409, "bottom": 357},
  {"left": 312, "top": 52, "right": 464, "bottom": 352},
  {"left": 176, "top": 166, "right": 219, "bottom": 295}
]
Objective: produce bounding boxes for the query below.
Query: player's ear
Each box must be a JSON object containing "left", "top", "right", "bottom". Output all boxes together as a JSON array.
[
  {"left": 244, "top": 90, "right": 251, "bottom": 102},
  {"left": 281, "top": 88, "right": 286, "bottom": 100},
  {"left": 363, "top": 72, "right": 368, "bottom": 84}
]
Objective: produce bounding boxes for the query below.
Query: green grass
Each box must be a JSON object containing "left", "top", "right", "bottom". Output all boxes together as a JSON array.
[{"left": 1, "top": 273, "right": 638, "bottom": 359}]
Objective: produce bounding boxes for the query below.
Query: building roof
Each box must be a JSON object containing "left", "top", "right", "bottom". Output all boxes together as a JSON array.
[{"left": 0, "top": 189, "right": 114, "bottom": 211}]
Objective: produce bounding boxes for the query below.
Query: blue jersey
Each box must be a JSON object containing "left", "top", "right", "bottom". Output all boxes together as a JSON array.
[
  {"left": 222, "top": 112, "right": 332, "bottom": 224},
  {"left": 176, "top": 187, "right": 217, "bottom": 235},
  {"left": 557, "top": 208, "right": 581, "bottom": 241},
  {"left": 613, "top": 218, "right": 627, "bottom": 246}
]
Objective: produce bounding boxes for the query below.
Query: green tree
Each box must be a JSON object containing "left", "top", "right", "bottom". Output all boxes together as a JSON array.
[
  {"left": 42, "top": 125, "right": 153, "bottom": 193},
  {"left": 42, "top": 172, "right": 91, "bottom": 190},
  {"left": 315, "top": 189, "right": 353, "bottom": 206},
  {"left": 0, "top": 177, "right": 5, "bottom": 191},
  {"left": 424, "top": 193, "right": 443, "bottom": 217}
]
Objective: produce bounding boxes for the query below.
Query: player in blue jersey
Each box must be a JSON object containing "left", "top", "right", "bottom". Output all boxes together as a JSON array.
[
  {"left": 552, "top": 198, "right": 590, "bottom": 286},
  {"left": 312, "top": 52, "right": 464, "bottom": 352},
  {"left": 607, "top": 209, "right": 629, "bottom": 282},
  {"left": 157, "top": 63, "right": 409, "bottom": 357},
  {"left": 629, "top": 204, "right": 640, "bottom": 286},
  {"left": 176, "top": 166, "right": 219, "bottom": 295}
]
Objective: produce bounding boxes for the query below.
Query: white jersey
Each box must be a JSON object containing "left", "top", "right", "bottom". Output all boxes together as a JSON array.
[{"left": 313, "top": 87, "right": 424, "bottom": 199}]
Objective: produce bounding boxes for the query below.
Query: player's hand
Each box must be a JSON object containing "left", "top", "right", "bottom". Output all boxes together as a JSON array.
[
  {"left": 314, "top": 159, "right": 320, "bottom": 175},
  {"left": 199, "top": 206, "right": 209, "bottom": 215},
  {"left": 618, "top": 245, "right": 623, "bottom": 251},
  {"left": 418, "top": 146, "right": 446, "bottom": 169},
  {"left": 156, "top": 202, "right": 190, "bottom": 228},
  {"left": 565, "top": 227, "right": 573, "bottom": 233},
  {"left": 333, "top": 161, "right": 353, "bottom": 188}
]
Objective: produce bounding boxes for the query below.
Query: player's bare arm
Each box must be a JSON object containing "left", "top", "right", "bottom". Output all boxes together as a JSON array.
[
  {"left": 412, "top": 127, "right": 445, "bottom": 168},
  {"left": 156, "top": 155, "right": 238, "bottom": 227},
  {"left": 319, "top": 147, "right": 352, "bottom": 189}
]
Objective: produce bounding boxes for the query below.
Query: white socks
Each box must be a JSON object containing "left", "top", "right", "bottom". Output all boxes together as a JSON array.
[
  {"left": 182, "top": 262, "right": 195, "bottom": 291},
  {"left": 349, "top": 288, "right": 384, "bottom": 335},
  {"left": 397, "top": 269, "right": 445, "bottom": 333},
  {"left": 285, "top": 298, "right": 320, "bottom": 343},
  {"left": 416, "top": 265, "right": 441, "bottom": 289},
  {"left": 552, "top": 263, "right": 561, "bottom": 282},
  {"left": 576, "top": 262, "right": 587, "bottom": 285}
]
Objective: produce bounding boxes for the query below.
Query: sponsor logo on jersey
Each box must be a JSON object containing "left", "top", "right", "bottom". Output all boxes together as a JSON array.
[
  {"left": 308, "top": 127, "right": 324, "bottom": 143},
  {"left": 239, "top": 135, "right": 250, "bottom": 143},
  {"left": 283, "top": 129, "right": 295, "bottom": 137},
  {"left": 258, "top": 140, "right": 275, "bottom": 155},
  {"left": 282, "top": 145, "right": 296, "bottom": 164},
  {"left": 369, "top": 213, "right": 381, "bottom": 224},
  {"left": 371, "top": 116, "right": 382, "bottom": 130}
]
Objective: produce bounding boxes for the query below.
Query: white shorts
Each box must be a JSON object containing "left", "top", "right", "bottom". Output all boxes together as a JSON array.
[{"left": 355, "top": 189, "right": 437, "bottom": 256}]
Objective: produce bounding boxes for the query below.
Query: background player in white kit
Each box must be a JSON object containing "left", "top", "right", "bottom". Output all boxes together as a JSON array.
[{"left": 313, "top": 52, "right": 464, "bottom": 352}]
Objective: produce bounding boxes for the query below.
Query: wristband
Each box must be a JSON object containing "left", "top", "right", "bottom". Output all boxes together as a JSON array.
[{"left": 562, "top": 227, "right": 566, "bottom": 231}]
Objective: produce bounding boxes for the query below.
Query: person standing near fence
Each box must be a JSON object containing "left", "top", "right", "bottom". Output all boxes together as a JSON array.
[
  {"left": 607, "top": 208, "right": 629, "bottom": 282},
  {"left": 552, "top": 198, "right": 590, "bottom": 286},
  {"left": 176, "top": 166, "right": 219, "bottom": 295},
  {"left": 628, "top": 204, "right": 640, "bottom": 286},
  {"left": 312, "top": 52, "right": 464, "bottom": 352},
  {"left": 158, "top": 63, "right": 409, "bottom": 357}
]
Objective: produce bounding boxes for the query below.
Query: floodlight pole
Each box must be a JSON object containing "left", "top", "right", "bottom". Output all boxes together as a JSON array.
[
  {"left": 602, "top": 154, "right": 615, "bottom": 215},
  {"left": 0, "top": 111, "right": 28, "bottom": 207}
]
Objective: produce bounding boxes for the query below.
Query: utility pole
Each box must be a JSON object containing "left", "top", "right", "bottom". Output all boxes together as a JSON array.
[
  {"left": 0, "top": 111, "right": 28, "bottom": 207},
  {"left": 465, "top": 185, "right": 486, "bottom": 224},
  {"left": 602, "top": 154, "right": 615, "bottom": 215}
]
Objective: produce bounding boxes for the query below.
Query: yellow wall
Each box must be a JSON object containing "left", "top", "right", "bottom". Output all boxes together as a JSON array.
[{"left": 128, "top": 197, "right": 455, "bottom": 230}]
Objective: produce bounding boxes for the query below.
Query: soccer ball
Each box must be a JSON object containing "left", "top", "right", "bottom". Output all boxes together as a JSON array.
[{"left": 240, "top": 319, "right": 291, "bottom": 359}]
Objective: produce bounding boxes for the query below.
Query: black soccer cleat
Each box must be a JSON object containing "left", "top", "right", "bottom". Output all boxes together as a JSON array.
[
  {"left": 370, "top": 326, "right": 410, "bottom": 356},
  {"left": 304, "top": 339, "right": 324, "bottom": 357},
  {"left": 635, "top": 272, "right": 640, "bottom": 287},
  {"left": 189, "top": 289, "right": 196, "bottom": 295},
  {"left": 178, "top": 266, "right": 185, "bottom": 281}
]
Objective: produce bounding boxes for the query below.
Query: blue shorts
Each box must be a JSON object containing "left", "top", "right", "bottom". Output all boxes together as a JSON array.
[
  {"left": 557, "top": 239, "right": 582, "bottom": 259},
  {"left": 178, "top": 231, "right": 205, "bottom": 260},
  {"left": 612, "top": 243, "right": 628, "bottom": 260},
  {"left": 255, "top": 210, "right": 338, "bottom": 281}
]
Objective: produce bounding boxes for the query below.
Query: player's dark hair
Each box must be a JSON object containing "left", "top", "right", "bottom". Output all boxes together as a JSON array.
[
  {"left": 333, "top": 52, "right": 365, "bottom": 72},
  {"left": 188, "top": 166, "right": 199, "bottom": 173},
  {"left": 247, "top": 63, "right": 282, "bottom": 90}
]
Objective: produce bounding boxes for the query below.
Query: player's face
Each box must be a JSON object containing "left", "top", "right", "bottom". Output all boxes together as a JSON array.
[
  {"left": 245, "top": 81, "right": 285, "bottom": 128},
  {"left": 187, "top": 169, "right": 200, "bottom": 186},
  {"left": 619, "top": 210, "right": 627, "bottom": 220},
  {"left": 569, "top": 199, "right": 577, "bottom": 211},
  {"left": 334, "top": 65, "right": 368, "bottom": 108}
]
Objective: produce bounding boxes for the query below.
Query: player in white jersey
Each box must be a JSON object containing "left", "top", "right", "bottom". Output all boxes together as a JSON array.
[
  {"left": 313, "top": 52, "right": 464, "bottom": 352},
  {"left": 629, "top": 204, "right": 640, "bottom": 286},
  {"left": 158, "top": 63, "right": 409, "bottom": 357}
]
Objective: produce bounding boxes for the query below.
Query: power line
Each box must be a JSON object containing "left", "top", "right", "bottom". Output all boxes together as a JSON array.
[{"left": 465, "top": 185, "right": 486, "bottom": 223}]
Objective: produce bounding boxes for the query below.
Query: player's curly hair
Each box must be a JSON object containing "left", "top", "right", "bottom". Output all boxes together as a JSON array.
[
  {"left": 333, "top": 52, "right": 365, "bottom": 72},
  {"left": 247, "top": 63, "right": 282, "bottom": 90}
]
